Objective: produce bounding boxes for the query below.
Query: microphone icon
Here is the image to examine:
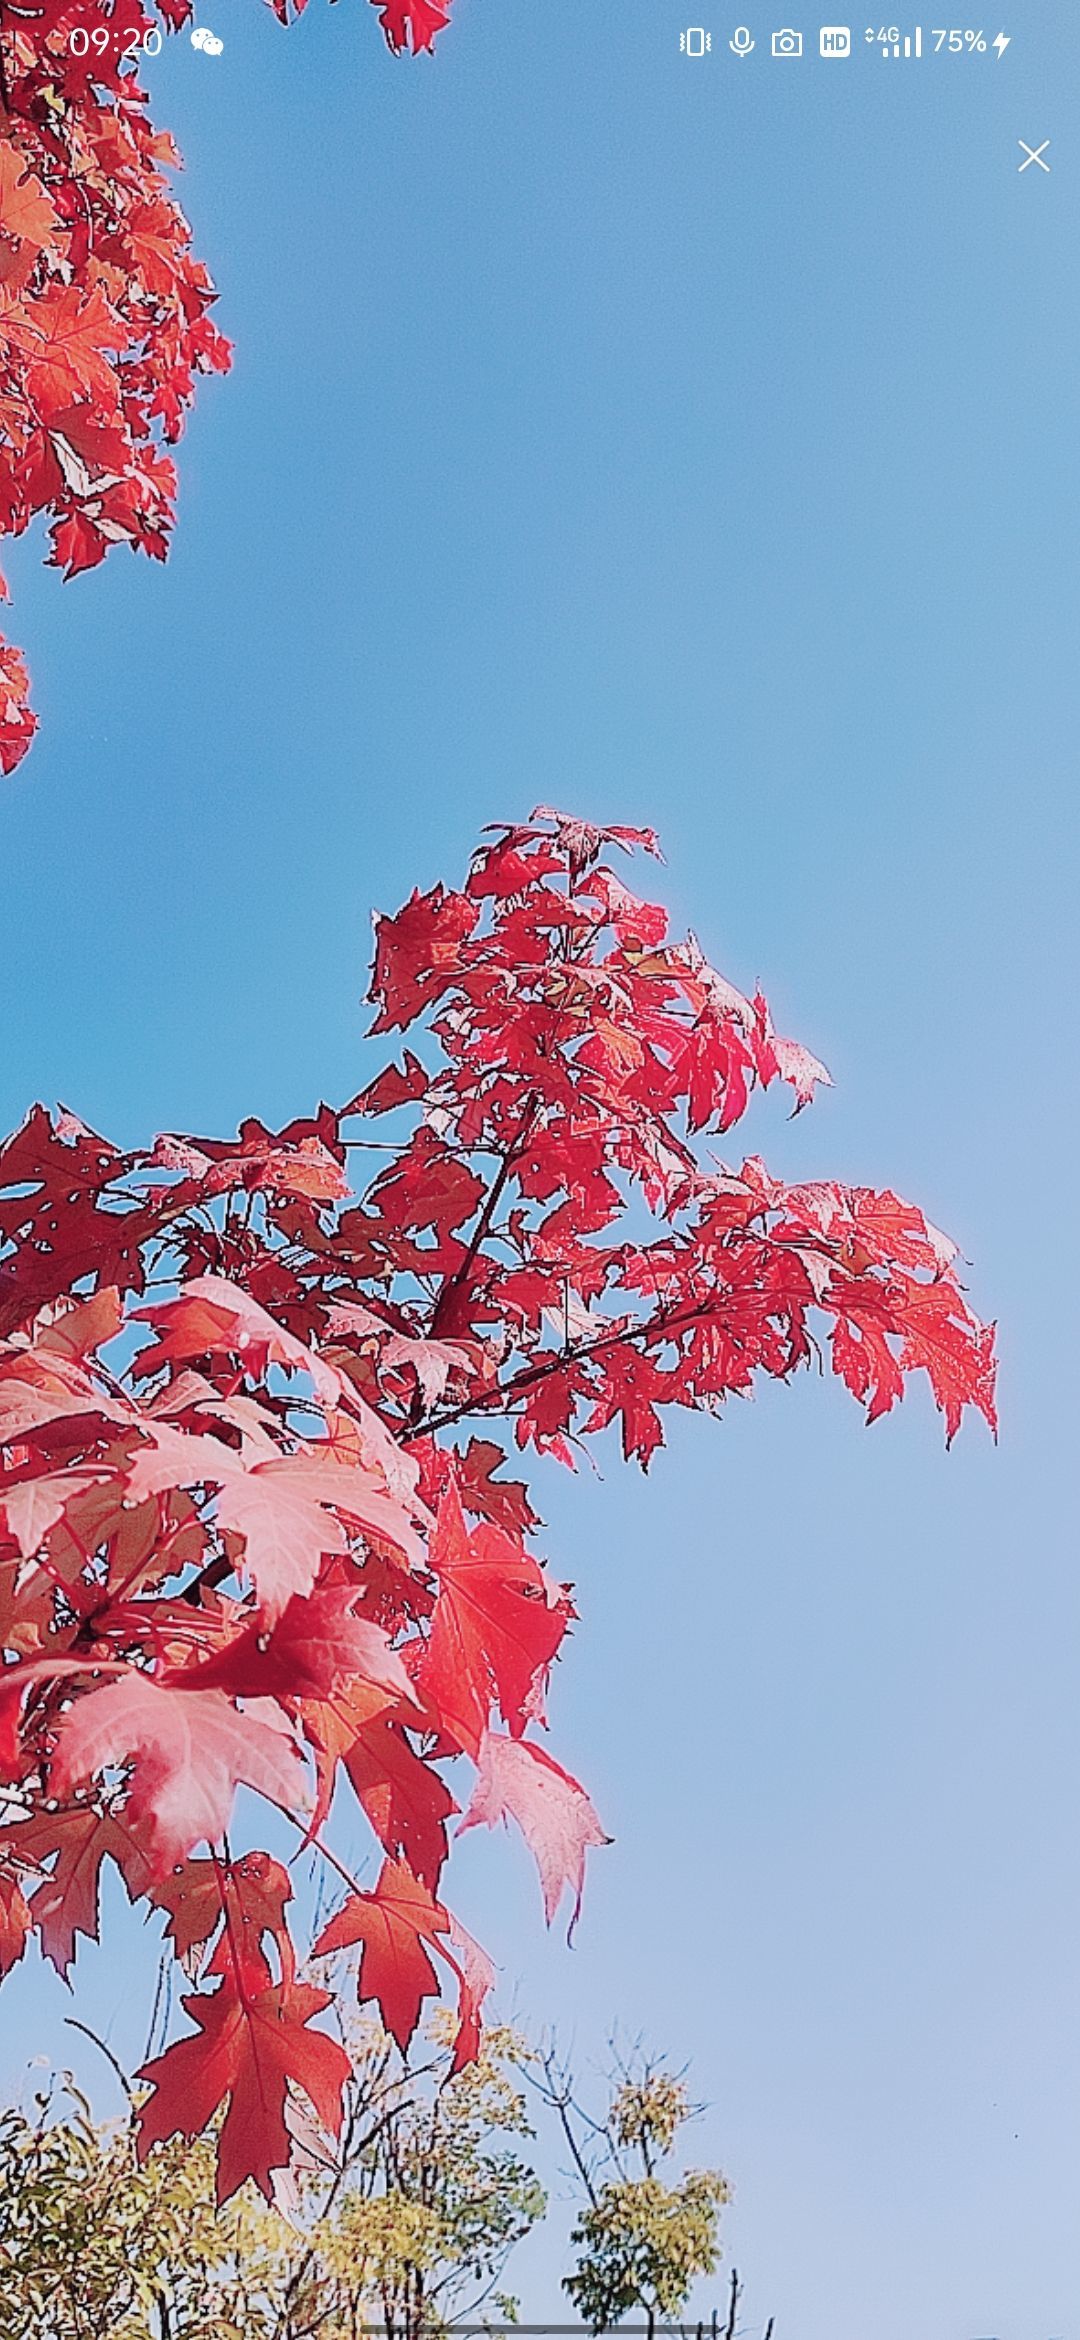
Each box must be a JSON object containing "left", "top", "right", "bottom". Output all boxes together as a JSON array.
[{"left": 729, "top": 24, "right": 755, "bottom": 51}]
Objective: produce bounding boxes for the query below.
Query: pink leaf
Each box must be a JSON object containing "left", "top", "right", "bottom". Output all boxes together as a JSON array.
[
  {"left": 459, "top": 1731, "right": 609, "bottom": 1930},
  {"left": 50, "top": 1676, "right": 308, "bottom": 1878}
]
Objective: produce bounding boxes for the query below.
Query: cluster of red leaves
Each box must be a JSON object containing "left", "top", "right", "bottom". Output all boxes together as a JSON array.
[
  {"left": 0, "top": 0, "right": 231, "bottom": 770},
  {"left": 0, "top": 811, "right": 995, "bottom": 2201},
  {"left": 263, "top": 0, "right": 456, "bottom": 53},
  {"left": 0, "top": 0, "right": 451, "bottom": 777}
]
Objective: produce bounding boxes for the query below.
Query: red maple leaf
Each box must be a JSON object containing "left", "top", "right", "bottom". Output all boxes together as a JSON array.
[
  {"left": 123, "top": 1428, "right": 426, "bottom": 1619},
  {"left": 0, "top": 1466, "right": 106, "bottom": 1560},
  {"left": 37, "top": 1286, "right": 125, "bottom": 1361},
  {"left": 0, "top": 145, "right": 58, "bottom": 253},
  {"left": 151, "top": 1850, "right": 294, "bottom": 1990},
  {"left": 454, "top": 1438, "right": 541, "bottom": 1537},
  {"left": 830, "top": 1289, "right": 906, "bottom": 1422},
  {"left": 303, "top": 1673, "right": 403, "bottom": 1837},
  {"left": 0, "top": 639, "right": 36, "bottom": 774},
  {"left": 894, "top": 1277, "right": 998, "bottom": 1444},
  {"left": 173, "top": 1587, "right": 416, "bottom": 1705},
  {"left": 372, "top": 0, "right": 451, "bottom": 54},
  {"left": 444, "top": 1913, "right": 496, "bottom": 2068},
  {"left": 150, "top": 1129, "right": 350, "bottom": 1206},
  {"left": 50, "top": 510, "right": 109, "bottom": 580},
  {"left": 0, "top": 1871, "right": 32, "bottom": 1977},
  {"left": 368, "top": 886, "right": 479, "bottom": 1033},
  {"left": 417, "top": 1483, "right": 569, "bottom": 1758},
  {"left": 332, "top": 1708, "right": 457, "bottom": 1888},
  {"left": 347, "top": 1052, "right": 430, "bottom": 1116},
  {"left": 49, "top": 1676, "right": 308, "bottom": 1878},
  {"left": 312, "top": 1855, "right": 450, "bottom": 2051},
  {"left": 0, "top": 1806, "right": 153, "bottom": 1977},
  {"left": 136, "top": 1976, "right": 349, "bottom": 2203},
  {"left": 12, "top": 284, "right": 125, "bottom": 411}
]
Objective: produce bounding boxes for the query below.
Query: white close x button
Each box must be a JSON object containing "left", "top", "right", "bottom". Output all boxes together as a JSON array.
[{"left": 1018, "top": 138, "right": 1051, "bottom": 173}]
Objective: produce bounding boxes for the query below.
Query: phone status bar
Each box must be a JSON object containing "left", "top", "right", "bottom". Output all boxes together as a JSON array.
[{"left": 677, "top": 25, "right": 1013, "bottom": 60}]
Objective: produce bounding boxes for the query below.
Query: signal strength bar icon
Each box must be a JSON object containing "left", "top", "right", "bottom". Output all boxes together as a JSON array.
[{"left": 881, "top": 24, "right": 922, "bottom": 53}]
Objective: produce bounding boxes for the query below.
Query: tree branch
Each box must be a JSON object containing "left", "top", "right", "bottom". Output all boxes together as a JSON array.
[
  {"left": 404, "top": 1288, "right": 730, "bottom": 1444},
  {"left": 723, "top": 2267, "right": 740, "bottom": 2340},
  {"left": 63, "top": 2018, "right": 136, "bottom": 2108},
  {"left": 428, "top": 1095, "right": 540, "bottom": 1339}
]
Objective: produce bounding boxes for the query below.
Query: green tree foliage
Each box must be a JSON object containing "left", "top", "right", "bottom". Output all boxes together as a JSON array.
[
  {"left": 327, "top": 2014, "right": 545, "bottom": 2340},
  {"left": 541, "top": 2051, "right": 730, "bottom": 2336},
  {"left": 0, "top": 2017, "right": 544, "bottom": 2340}
]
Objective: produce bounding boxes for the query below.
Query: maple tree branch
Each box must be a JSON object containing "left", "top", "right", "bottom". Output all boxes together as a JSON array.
[
  {"left": 409, "top": 1222, "right": 843, "bottom": 1443},
  {"left": 404, "top": 1288, "right": 737, "bottom": 1443},
  {"left": 428, "top": 1093, "right": 540, "bottom": 1339}
]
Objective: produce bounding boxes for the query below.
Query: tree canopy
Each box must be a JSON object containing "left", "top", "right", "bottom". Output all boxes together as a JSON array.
[
  {"left": 537, "top": 2048, "right": 730, "bottom": 2336},
  {"left": 0, "top": 808, "right": 995, "bottom": 2202},
  {"left": 0, "top": 2017, "right": 543, "bottom": 2340}
]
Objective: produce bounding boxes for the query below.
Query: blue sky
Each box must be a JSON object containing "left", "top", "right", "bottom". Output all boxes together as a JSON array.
[{"left": 1, "top": 3, "right": 1078, "bottom": 2334}]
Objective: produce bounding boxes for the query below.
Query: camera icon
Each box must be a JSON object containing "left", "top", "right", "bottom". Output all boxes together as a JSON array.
[{"left": 771, "top": 26, "right": 803, "bottom": 52}]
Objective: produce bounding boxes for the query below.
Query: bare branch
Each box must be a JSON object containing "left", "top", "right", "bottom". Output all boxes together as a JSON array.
[{"left": 62, "top": 2018, "right": 136, "bottom": 2108}]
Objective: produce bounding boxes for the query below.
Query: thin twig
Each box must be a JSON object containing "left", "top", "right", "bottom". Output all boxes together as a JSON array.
[
  {"left": 527, "top": 2046, "right": 601, "bottom": 2207},
  {"left": 63, "top": 2017, "right": 136, "bottom": 2107},
  {"left": 142, "top": 1953, "right": 168, "bottom": 2066},
  {"left": 723, "top": 2268, "right": 740, "bottom": 2340}
]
